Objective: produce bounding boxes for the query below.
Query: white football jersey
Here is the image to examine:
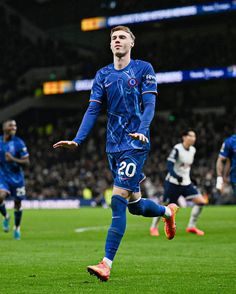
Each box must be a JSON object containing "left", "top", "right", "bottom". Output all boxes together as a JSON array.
[{"left": 165, "top": 143, "right": 196, "bottom": 186}]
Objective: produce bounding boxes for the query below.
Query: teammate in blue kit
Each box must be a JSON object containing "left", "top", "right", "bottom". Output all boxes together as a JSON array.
[
  {"left": 0, "top": 120, "right": 29, "bottom": 240},
  {"left": 53, "top": 26, "right": 178, "bottom": 281},
  {"left": 216, "top": 132, "right": 236, "bottom": 199},
  {"left": 150, "top": 130, "right": 208, "bottom": 237}
]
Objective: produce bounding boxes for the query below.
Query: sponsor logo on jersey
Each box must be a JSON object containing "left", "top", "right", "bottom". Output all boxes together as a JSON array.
[
  {"left": 105, "top": 81, "right": 113, "bottom": 88},
  {"left": 144, "top": 74, "right": 157, "bottom": 84}
]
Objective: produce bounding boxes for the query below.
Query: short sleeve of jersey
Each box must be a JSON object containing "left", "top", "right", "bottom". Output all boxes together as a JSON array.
[
  {"left": 141, "top": 62, "right": 158, "bottom": 95},
  {"left": 17, "top": 139, "right": 29, "bottom": 158},
  {"left": 219, "top": 139, "right": 231, "bottom": 158},
  {"left": 89, "top": 70, "right": 105, "bottom": 104},
  {"left": 167, "top": 147, "right": 179, "bottom": 163}
]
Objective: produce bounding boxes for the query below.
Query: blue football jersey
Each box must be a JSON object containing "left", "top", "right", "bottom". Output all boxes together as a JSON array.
[
  {"left": 89, "top": 59, "right": 157, "bottom": 153},
  {"left": 219, "top": 134, "right": 236, "bottom": 183},
  {"left": 0, "top": 135, "right": 29, "bottom": 186}
]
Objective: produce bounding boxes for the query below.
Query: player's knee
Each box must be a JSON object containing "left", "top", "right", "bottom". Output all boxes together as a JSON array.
[
  {"left": 196, "top": 198, "right": 207, "bottom": 206},
  {"left": 14, "top": 200, "right": 21, "bottom": 210},
  {"left": 111, "top": 195, "right": 127, "bottom": 210},
  {"left": 192, "top": 194, "right": 207, "bottom": 206},
  {"left": 0, "top": 192, "right": 7, "bottom": 203},
  {"left": 128, "top": 199, "right": 143, "bottom": 215},
  {"left": 199, "top": 201, "right": 206, "bottom": 206},
  {"left": 113, "top": 187, "right": 130, "bottom": 199}
]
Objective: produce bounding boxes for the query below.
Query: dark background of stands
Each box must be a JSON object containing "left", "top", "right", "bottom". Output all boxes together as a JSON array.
[{"left": 0, "top": 0, "right": 236, "bottom": 204}]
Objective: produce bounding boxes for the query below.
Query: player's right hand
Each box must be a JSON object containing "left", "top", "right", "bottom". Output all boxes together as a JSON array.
[
  {"left": 5, "top": 152, "right": 14, "bottom": 162},
  {"left": 176, "top": 175, "right": 183, "bottom": 184},
  {"left": 53, "top": 141, "right": 78, "bottom": 149},
  {"left": 216, "top": 176, "right": 224, "bottom": 193},
  {"left": 128, "top": 133, "right": 149, "bottom": 144}
]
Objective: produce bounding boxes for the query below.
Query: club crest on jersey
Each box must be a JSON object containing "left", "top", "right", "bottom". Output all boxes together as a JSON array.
[{"left": 128, "top": 78, "right": 138, "bottom": 88}]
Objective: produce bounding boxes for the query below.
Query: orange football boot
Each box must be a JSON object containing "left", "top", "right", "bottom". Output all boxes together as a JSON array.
[
  {"left": 87, "top": 261, "right": 111, "bottom": 282},
  {"left": 164, "top": 203, "right": 179, "bottom": 240},
  {"left": 150, "top": 227, "right": 160, "bottom": 236},
  {"left": 186, "top": 227, "right": 205, "bottom": 236}
]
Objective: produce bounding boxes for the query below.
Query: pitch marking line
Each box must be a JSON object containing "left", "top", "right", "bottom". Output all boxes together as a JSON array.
[
  {"left": 75, "top": 224, "right": 141, "bottom": 233},
  {"left": 75, "top": 226, "right": 108, "bottom": 233}
]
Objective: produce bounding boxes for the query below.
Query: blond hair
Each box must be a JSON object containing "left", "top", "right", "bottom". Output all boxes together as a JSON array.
[{"left": 110, "top": 26, "right": 135, "bottom": 41}]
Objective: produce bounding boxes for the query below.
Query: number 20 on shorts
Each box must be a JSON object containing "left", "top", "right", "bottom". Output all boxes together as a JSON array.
[{"left": 118, "top": 161, "right": 136, "bottom": 177}]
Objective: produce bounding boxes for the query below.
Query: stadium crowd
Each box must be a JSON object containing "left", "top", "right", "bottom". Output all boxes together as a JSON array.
[
  {"left": 1, "top": 2, "right": 236, "bottom": 109},
  {"left": 0, "top": 4, "right": 91, "bottom": 108},
  {"left": 1, "top": 1, "right": 235, "bottom": 205},
  {"left": 18, "top": 109, "right": 235, "bottom": 204}
]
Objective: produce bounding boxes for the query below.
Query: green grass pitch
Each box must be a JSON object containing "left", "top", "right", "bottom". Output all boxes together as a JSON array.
[{"left": 0, "top": 206, "right": 236, "bottom": 294}]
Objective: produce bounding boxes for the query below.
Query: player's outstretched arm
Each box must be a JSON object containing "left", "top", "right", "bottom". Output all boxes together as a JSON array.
[
  {"left": 5, "top": 152, "right": 30, "bottom": 165},
  {"left": 53, "top": 141, "right": 78, "bottom": 149},
  {"left": 53, "top": 101, "right": 102, "bottom": 150}
]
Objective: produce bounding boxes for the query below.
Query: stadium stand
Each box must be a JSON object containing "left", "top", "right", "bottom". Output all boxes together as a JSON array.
[
  {"left": 13, "top": 108, "right": 234, "bottom": 204},
  {"left": 1, "top": 0, "right": 236, "bottom": 204}
]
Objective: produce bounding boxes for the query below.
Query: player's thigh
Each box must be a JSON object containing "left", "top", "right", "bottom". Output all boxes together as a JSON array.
[
  {"left": 129, "top": 173, "right": 146, "bottom": 202},
  {"left": 107, "top": 153, "right": 117, "bottom": 180},
  {"left": 0, "top": 178, "right": 10, "bottom": 201},
  {"left": 111, "top": 149, "right": 148, "bottom": 194},
  {"left": 184, "top": 184, "right": 206, "bottom": 204},
  {"left": 163, "top": 181, "right": 181, "bottom": 204},
  {"left": 11, "top": 185, "right": 27, "bottom": 202}
]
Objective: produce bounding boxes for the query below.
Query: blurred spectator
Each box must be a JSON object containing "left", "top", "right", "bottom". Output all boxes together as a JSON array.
[{"left": 14, "top": 110, "right": 235, "bottom": 204}]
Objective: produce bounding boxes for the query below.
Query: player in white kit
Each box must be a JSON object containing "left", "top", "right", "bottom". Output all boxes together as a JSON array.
[{"left": 150, "top": 130, "right": 207, "bottom": 236}]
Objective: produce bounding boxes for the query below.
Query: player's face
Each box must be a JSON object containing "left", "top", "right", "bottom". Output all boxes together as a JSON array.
[
  {"left": 110, "top": 30, "right": 134, "bottom": 58},
  {"left": 3, "top": 120, "right": 17, "bottom": 136},
  {"left": 183, "top": 131, "right": 196, "bottom": 146}
]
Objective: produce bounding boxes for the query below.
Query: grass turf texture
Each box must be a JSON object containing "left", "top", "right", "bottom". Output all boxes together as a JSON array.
[{"left": 0, "top": 206, "right": 235, "bottom": 294}]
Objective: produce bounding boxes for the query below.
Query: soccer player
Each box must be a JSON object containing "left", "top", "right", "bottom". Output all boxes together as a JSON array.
[
  {"left": 53, "top": 26, "right": 178, "bottom": 281},
  {"left": 150, "top": 130, "right": 207, "bottom": 237},
  {"left": 0, "top": 119, "right": 29, "bottom": 240},
  {"left": 216, "top": 132, "right": 236, "bottom": 199}
]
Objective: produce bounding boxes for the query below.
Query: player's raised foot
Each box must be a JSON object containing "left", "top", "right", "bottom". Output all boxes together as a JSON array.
[
  {"left": 3, "top": 216, "right": 10, "bottom": 232},
  {"left": 13, "top": 229, "right": 21, "bottom": 240},
  {"left": 186, "top": 227, "right": 205, "bottom": 236},
  {"left": 164, "top": 203, "right": 179, "bottom": 240},
  {"left": 150, "top": 227, "right": 159, "bottom": 236},
  {"left": 87, "top": 261, "right": 111, "bottom": 282}
]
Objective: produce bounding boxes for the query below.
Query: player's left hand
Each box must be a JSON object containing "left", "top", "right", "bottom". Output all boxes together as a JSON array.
[
  {"left": 53, "top": 141, "right": 78, "bottom": 149},
  {"left": 128, "top": 133, "right": 149, "bottom": 144},
  {"left": 5, "top": 152, "right": 14, "bottom": 162}
]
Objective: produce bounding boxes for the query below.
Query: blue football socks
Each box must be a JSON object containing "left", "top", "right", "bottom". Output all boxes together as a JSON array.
[
  {"left": 128, "top": 198, "right": 165, "bottom": 217},
  {"left": 14, "top": 210, "right": 22, "bottom": 227},
  {"left": 0, "top": 202, "right": 7, "bottom": 217},
  {"left": 105, "top": 195, "right": 128, "bottom": 261}
]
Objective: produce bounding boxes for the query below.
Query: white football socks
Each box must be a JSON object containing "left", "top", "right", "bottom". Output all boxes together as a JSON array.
[
  {"left": 164, "top": 206, "right": 172, "bottom": 218},
  {"left": 188, "top": 205, "right": 203, "bottom": 228},
  {"left": 151, "top": 216, "right": 161, "bottom": 228},
  {"left": 103, "top": 257, "right": 112, "bottom": 268}
]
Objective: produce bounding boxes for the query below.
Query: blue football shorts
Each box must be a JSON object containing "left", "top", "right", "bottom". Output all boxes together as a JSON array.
[
  {"left": 107, "top": 149, "right": 148, "bottom": 193},
  {"left": 0, "top": 177, "right": 26, "bottom": 200},
  {"left": 163, "top": 180, "right": 201, "bottom": 204}
]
